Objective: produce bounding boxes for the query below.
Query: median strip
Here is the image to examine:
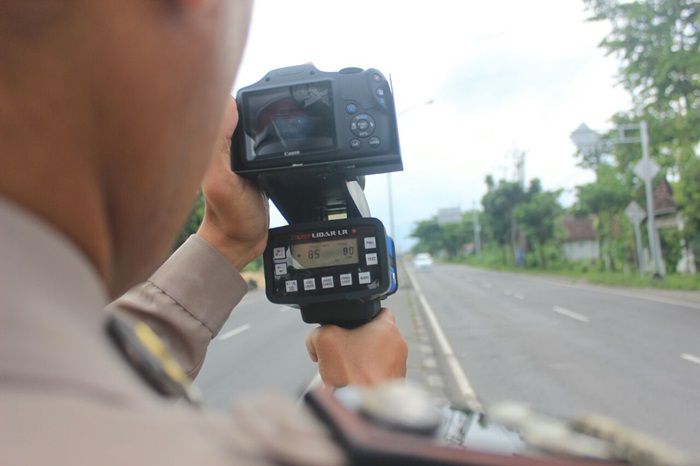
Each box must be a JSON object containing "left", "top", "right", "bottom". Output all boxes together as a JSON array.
[
  {"left": 553, "top": 306, "right": 590, "bottom": 323},
  {"left": 218, "top": 323, "right": 252, "bottom": 341}
]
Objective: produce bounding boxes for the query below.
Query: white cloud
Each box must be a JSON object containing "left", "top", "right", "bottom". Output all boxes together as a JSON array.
[{"left": 234, "top": 0, "right": 631, "bottom": 249}]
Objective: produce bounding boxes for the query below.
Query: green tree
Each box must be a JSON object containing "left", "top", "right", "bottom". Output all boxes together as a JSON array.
[
  {"left": 575, "top": 165, "right": 632, "bottom": 270},
  {"left": 410, "top": 213, "right": 477, "bottom": 260},
  {"left": 410, "top": 218, "right": 443, "bottom": 255},
  {"left": 585, "top": 0, "right": 700, "bottom": 265},
  {"left": 514, "top": 185, "right": 563, "bottom": 268},
  {"left": 481, "top": 178, "right": 527, "bottom": 261}
]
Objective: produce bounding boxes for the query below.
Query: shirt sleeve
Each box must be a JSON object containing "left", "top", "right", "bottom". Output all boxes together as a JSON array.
[{"left": 107, "top": 235, "right": 249, "bottom": 378}]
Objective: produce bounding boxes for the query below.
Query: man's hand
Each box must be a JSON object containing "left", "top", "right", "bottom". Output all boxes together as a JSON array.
[
  {"left": 197, "top": 97, "right": 269, "bottom": 271},
  {"left": 305, "top": 309, "right": 408, "bottom": 387}
]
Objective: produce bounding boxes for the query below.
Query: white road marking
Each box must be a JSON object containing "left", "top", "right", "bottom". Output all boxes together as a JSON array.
[
  {"left": 404, "top": 264, "right": 482, "bottom": 411},
  {"left": 218, "top": 323, "right": 251, "bottom": 341},
  {"left": 514, "top": 293, "right": 525, "bottom": 300},
  {"left": 680, "top": 353, "right": 700, "bottom": 366},
  {"left": 533, "top": 276, "right": 700, "bottom": 311},
  {"left": 553, "top": 306, "right": 590, "bottom": 323}
]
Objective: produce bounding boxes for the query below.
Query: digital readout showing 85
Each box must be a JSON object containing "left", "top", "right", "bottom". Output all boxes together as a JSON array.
[{"left": 292, "top": 238, "right": 359, "bottom": 269}]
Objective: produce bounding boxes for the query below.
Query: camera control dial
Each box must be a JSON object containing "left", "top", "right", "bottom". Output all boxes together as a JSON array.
[{"left": 350, "top": 113, "right": 376, "bottom": 138}]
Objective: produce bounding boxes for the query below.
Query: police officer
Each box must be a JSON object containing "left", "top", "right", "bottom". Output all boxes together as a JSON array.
[{"left": 0, "top": 1, "right": 408, "bottom": 464}]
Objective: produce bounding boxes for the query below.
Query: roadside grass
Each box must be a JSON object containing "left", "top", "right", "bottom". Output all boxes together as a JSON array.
[{"left": 453, "top": 258, "right": 700, "bottom": 291}]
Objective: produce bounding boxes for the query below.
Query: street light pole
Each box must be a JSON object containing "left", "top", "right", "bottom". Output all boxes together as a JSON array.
[
  {"left": 389, "top": 99, "right": 435, "bottom": 249},
  {"left": 640, "top": 120, "right": 663, "bottom": 277},
  {"left": 387, "top": 172, "right": 395, "bottom": 241}
]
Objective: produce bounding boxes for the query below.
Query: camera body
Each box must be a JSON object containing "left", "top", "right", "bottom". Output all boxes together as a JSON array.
[
  {"left": 231, "top": 64, "right": 402, "bottom": 327},
  {"left": 232, "top": 64, "right": 401, "bottom": 181}
]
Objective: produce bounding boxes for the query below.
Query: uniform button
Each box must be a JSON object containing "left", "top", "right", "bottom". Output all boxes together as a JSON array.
[
  {"left": 285, "top": 280, "right": 298, "bottom": 292},
  {"left": 368, "top": 136, "right": 381, "bottom": 148},
  {"left": 364, "top": 237, "right": 377, "bottom": 249},
  {"left": 345, "top": 103, "right": 358, "bottom": 114},
  {"left": 321, "top": 276, "right": 334, "bottom": 289},
  {"left": 303, "top": 278, "right": 316, "bottom": 291},
  {"left": 340, "top": 273, "right": 353, "bottom": 286},
  {"left": 274, "top": 263, "right": 287, "bottom": 276},
  {"left": 358, "top": 271, "right": 371, "bottom": 284},
  {"left": 376, "top": 88, "right": 385, "bottom": 97},
  {"left": 350, "top": 138, "right": 361, "bottom": 150}
]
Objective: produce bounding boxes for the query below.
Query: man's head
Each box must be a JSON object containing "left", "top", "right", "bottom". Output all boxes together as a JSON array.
[{"left": 0, "top": 0, "right": 252, "bottom": 296}]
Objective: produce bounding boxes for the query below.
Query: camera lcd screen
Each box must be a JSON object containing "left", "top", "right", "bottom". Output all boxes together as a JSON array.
[
  {"left": 242, "top": 81, "right": 336, "bottom": 160},
  {"left": 291, "top": 238, "right": 358, "bottom": 269}
]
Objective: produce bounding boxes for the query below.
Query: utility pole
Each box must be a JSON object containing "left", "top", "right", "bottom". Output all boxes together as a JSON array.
[
  {"left": 515, "top": 151, "right": 526, "bottom": 188},
  {"left": 636, "top": 121, "right": 664, "bottom": 277},
  {"left": 472, "top": 201, "right": 481, "bottom": 256},
  {"left": 571, "top": 121, "right": 665, "bottom": 277},
  {"left": 625, "top": 201, "right": 646, "bottom": 276}
]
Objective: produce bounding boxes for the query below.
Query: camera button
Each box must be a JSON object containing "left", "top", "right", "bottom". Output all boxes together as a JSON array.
[
  {"left": 273, "top": 247, "right": 286, "bottom": 260},
  {"left": 303, "top": 278, "right": 316, "bottom": 291},
  {"left": 350, "top": 138, "right": 361, "bottom": 150},
  {"left": 365, "top": 253, "right": 378, "bottom": 266},
  {"left": 340, "top": 273, "right": 353, "bottom": 286},
  {"left": 345, "top": 103, "right": 358, "bottom": 114},
  {"left": 285, "top": 280, "right": 298, "bottom": 293},
  {"left": 321, "top": 276, "right": 334, "bottom": 289},
  {"left": 351, "top": 114, "right": 376, "bottom": 137},
  {"left": 274, "top": 263, "right": 287, "bottom": 276},
  {"left": 358, "top": 271, "right": 371, "bottom": 285},
  {"left": 368, "top": 136, "right": 381, "bottom": 148},
  {"left": 376, "top": 88, "right": 385, "bottom": 97},
  {"left": 364, "top": 237, "right": 377, "bottom": 249}
]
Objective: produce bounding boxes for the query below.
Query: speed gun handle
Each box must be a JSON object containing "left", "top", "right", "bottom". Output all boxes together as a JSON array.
[{"left": 300, "top": 300, "right": 382, "bottom": 329}]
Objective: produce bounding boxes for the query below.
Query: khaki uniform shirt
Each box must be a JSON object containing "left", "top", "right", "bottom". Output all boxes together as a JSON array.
[{"left": 0, "top": 198, "right": 344, "bottom": 466}]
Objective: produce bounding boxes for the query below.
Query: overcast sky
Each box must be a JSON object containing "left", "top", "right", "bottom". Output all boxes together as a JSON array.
[{"left": 232, "top": 0, "right": 631, "bottom": 250}]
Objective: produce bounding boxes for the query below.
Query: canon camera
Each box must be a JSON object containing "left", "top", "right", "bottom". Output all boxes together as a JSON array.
[{"left": 231, "top": 64, "right": 401, "bottom": 328}]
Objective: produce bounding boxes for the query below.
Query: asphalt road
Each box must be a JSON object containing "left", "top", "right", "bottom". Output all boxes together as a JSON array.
[
  {"left": 411, "top": 263, "right": 700, "bottom": 457},
  {"left": 194, "top": 262, "right": 700, "bottom": 457},
  {"left": 195, "top": 289, "right": 317, "bottom": 410}
]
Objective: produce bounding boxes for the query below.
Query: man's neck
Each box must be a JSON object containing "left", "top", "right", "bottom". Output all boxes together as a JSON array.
[{"left": 0, "top": 85, "right": 114, "bottom": 294}]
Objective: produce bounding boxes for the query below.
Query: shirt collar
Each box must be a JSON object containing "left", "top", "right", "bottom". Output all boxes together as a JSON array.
[
  {"left": 0, "top": 197, "right": 146, "bottom": 402},
  {"left": 0, "top": 196, "right": 109, "bottom": 310}
]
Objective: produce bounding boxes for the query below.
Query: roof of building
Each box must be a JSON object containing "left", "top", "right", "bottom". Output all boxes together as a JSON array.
[
  {"left": 651, "top": 178, "right": 677, "bottom": 216},
  {"left": 561, "top": 215, "right": 596, "bottom": 242}
]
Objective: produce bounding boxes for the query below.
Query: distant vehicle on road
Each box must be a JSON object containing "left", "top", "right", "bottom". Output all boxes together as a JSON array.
[{"left": 413, "top": 253, "right": 433, "bottom": 271}]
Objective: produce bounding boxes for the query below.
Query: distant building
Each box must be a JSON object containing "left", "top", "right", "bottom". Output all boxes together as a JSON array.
[
  {"left": 437, "top": 207, "right": 462, "bottom": 226},
  {"left": 651, "top": 178, "right": 678, "bottom": 228},
  {"left": 647, "top": 178, "right": 696, "bottom": 274},
  {"left": 561, "top": 216, "right": 599, "bottom": 261}
]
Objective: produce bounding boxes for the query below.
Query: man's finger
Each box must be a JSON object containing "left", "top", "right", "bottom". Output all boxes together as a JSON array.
[
  {"left": 377, "top": 308, "right": 396, "bottom": 324},
  {"left": 221, "top": 96, "right": 239, "bottom": 138},
  {"left": 305, "top": 329, "right": 319, "bottom": 363}
]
